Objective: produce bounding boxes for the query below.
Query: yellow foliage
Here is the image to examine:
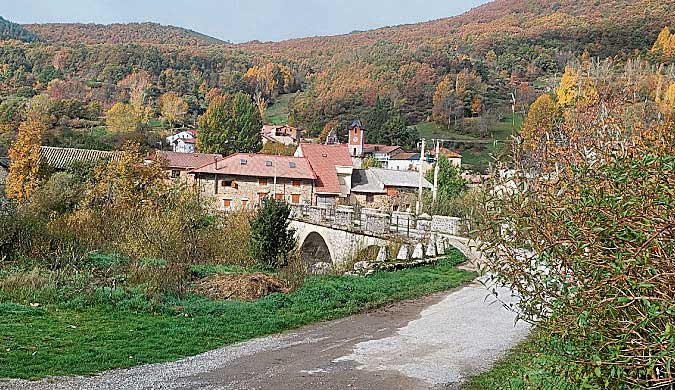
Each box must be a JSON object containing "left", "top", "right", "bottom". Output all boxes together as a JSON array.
[
  {"left": 579, "top": 81, "right": 600, "bottom": 108},
  {"left": 556, "top": 66, "right": 579, "bottom": 107},
  {"left": 106, "top": 103, "right": 141, "bottom": 133},
  {"left": 159, "top": 92, "right": 188, "bottom": 126},
  {"left": 521, "top": 94, "right": 558, "bottom": 151},
  {"left": 660, "top": 83, "right": 675, "bottom": 118},
  {"left": 652, "top": 27, "right": 674, "bottom": 58},
  {"left": 85, "top": 143, "right": 169, "bottom": 208},
  {"left": 5, "top": 97, "right": 51, "bottom": 200}
]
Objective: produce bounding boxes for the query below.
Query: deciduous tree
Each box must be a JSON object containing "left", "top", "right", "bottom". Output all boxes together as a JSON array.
[
  {"left": 159, "top": 92, "right": 188, "bottom": 127},
  {"left": 106, "top": 102, "right": 141, "bottom": 133},
  {"left": 5, "top": 95, "right": 52, "bottom": 200}
]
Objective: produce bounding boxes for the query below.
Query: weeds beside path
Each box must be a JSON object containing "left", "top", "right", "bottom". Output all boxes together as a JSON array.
[{"left": 0, "top": 251, "right": 475, "bottom": 380}]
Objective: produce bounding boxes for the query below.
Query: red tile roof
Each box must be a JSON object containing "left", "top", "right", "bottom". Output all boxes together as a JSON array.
[
  {"left": 430, "top": 147, "right": 462, "bottom": 159},
  {"left": 190, "top": 153, "right": 316, "bottom": 180},
  {"left": 154, "top": 151, "right": 222, "bottom": 170},
  {"left": 364, "top": 144, "right": 402, "bottom": 155},
  {"left": 389, "top": 152, "right": 420, "bottom": 161},
  {"left": 296, "top": 143, "right": 352, "bottom": 195}
]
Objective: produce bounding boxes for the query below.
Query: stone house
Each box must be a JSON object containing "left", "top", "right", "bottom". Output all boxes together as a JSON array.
[
  {"left": 166, "top": 130, "right": 197, "bottom": 153},
  {"left": 294, "top": 143, "right": 353, "bottom": 207},
  {"left": 190, "top": 153, "right": 317, "bottom": 211},
  {"left": 148, "top": 150, "right": 222, "bottom": 183},
  {"left": 351, "top": 168, "right": 432, "bottom": 212},
  {"left": 261, "top": 125, "right": 300, "bottom": 146}
]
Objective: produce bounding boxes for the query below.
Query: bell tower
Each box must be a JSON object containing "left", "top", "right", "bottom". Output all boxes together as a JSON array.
[{"left": 348, "top": 119, "right": 364, "bottom": 157}]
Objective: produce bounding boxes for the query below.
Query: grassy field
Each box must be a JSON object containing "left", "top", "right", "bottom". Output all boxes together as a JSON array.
[
  {"left": 266, "top": 93, "right": 297, "bottom": 125},
  {"left": 414, "top": 114, "right": 523, "bottom": 172},
  {"left": 465, "top": 336, "right": 571, "bottom": 390},
  {"left": 0, "top": 251, "right": 475, "bottom": 379}
]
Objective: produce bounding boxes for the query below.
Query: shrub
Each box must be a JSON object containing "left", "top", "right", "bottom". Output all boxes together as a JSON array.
[
  {"left": 248, "top": 198, "right": 297, "bottom": 270},
  {"left": 476, "top": 89, "right": 675, "bottom": 387}
]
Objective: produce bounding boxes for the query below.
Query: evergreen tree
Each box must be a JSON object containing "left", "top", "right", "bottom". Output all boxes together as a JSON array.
[{"left": 248, "top": 198, "right": 297, "bottom": 270}]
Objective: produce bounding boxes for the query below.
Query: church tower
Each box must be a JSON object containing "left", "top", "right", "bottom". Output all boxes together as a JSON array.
[{"left": 348, "top": 119, "right": 364, "bottom": 157}]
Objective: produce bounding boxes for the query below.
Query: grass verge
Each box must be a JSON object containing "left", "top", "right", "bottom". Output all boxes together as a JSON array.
[
  {"left": 0, "top": 250, "right": 475, "bottom": 379},
  {"left": 465, "top": 335, "right": 572, "bottom": 390}
]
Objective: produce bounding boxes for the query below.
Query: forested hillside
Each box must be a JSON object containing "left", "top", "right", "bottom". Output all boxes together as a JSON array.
[
  {"left": 0, "top": 16, "right": 38, "bottom": 42},
  {"left": 23, "top": 22, "right": 229, "bottom": 46},
  {"left": 0, "top": 0, "right": 673, "bottom": 171}
]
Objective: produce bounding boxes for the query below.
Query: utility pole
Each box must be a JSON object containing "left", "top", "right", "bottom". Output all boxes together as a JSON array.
[
  {"left": 432, "top": 139, "right": 440, "bottom": 203},
  {"left": 416, "top": 138, "right": 426, "bottom": 215}
]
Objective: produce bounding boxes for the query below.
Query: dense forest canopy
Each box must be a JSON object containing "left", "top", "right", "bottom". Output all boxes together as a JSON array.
[
  {"left": 0, "top": 0, "right": 673, "bottom": 171},
  {"left": 0, "top": 16, "right": 39, "bottom": 43}
]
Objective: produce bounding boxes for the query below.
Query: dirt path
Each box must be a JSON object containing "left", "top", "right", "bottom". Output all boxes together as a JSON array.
[{"left": 2, "top": 277, "right": 530, "bottom": 390}]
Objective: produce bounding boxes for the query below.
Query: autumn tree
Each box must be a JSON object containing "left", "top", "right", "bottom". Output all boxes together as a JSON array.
[
  {"left": 556, "top": 66, "right": 579, "bottom": 107},
  {"left": 85, "top": 142, "right": 168, "bottom": 208},
  {"left": 651, "top": 26, "right": 675, "bottom": 59},
  {"left": 106, "top": 102, "right": 141, "bottom": 133},
  {"left": 159, "top": 92, "right": 188, "bottom": 127},
  {"left": 5, "top": 95, "right": 52, "bottom": 200},
  {"left": 198, "top": 92, "right": 262, "bottom": 155},
  {"left": 118, "top": 70, "right": 152, "bottom": 112},
  {"left": 660, "top": 82, "right": 675, "bottom": 119},
  {"left": 520, "top": 94, "right": 558, "bottom": 151}
]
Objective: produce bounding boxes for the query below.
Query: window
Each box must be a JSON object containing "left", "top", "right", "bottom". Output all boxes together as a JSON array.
[
  {"left": 265, "top": 160, "right": 273, "bottom": 167},
  {"left": 366, "top": 194, "right": 375, "bottom": 203},
  {"left": 240, "top": 159, "right": 247, "bottom": 165},
  {"left": 171, "top": 170, "right": 180, "bottom": 179},
  {"left": 257, "top": 193, "right": 267, "bottom": 204},
  {"left": 289, "top": 161, "right": 296, "bottom": 168},
  {"left": 291, "top": 194, "right": 300, "bottom": 204},
  {"left": 259, "top": 178, "right": 268, "bottom": 186},
  {"left": 223, "top": 199, "right": 231, "bottom": 209},
  {"left": 275, "top": 193, "right": 284, "bottom": 201},
  {"left": 221, "top": 180, "right": 233, "bottom": 188},
  {"left": 292, "top": 180, "right": 301, "bottom": 187},
  {"left": 241, "top": 199, "right": 249, "bottom": 209}
]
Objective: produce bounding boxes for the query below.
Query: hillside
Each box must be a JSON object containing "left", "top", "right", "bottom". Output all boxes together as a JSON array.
[
  {"left": 0, "top": 0, "right": 673, "bottom": 171},
  {"left": 23, "top": 22, "right": 229, "bottom": 46},
  {"left": 243, "top": 0, "right": 673, "bottom": 62},
  {"left": 0, "top": 16, "right": 39, "bottom": 42}
]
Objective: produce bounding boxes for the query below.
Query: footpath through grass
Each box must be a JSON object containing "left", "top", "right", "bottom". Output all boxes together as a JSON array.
[{"left": 0, "top": 251, "right": 475, "bottom": 379}]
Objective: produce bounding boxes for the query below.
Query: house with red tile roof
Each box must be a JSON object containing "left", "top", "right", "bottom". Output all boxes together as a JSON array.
[
  {"left": 294, "top": 143, "right": 354, "bottom": 207},
  {"left": 148, "top": 150, "right": 222, "bottom": 182},
  {"left": 190, "top": 153, "right": 316, "bottom": 210}
]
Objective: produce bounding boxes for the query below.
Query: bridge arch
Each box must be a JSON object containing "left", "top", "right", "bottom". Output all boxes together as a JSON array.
[{"left": 299, "top": 231, "right": 334, "bottom": 266}]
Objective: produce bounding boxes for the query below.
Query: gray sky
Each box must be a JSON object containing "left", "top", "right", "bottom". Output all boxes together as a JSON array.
[{"left": 1, "top": 0, "right": 489, "bottom": 43}]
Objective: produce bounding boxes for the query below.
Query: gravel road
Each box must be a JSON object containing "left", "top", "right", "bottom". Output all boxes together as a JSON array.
[{"left": 1, "top": 275, "right": 530, "bottom": 390}]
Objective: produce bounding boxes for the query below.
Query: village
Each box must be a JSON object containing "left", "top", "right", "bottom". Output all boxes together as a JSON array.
[{"left": 0, "top": 119, "right": 469, "bottom": 214}]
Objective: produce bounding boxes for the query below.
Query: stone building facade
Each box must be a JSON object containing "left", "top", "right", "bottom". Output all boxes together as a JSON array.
[
  {"left": 190, "top": 153, "right": 316, "bottom": 211},
  {"left": 195, "top": 174, "right": 314, "bottom": 210}
]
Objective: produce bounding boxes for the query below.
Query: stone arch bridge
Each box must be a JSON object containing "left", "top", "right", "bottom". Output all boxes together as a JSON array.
[{"left": 289, "top": 205, "right": 475, "bottom": 266}]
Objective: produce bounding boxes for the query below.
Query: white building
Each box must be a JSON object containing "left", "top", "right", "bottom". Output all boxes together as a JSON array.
[{"left": 166, "top": 130, "right": 197, "bottom": 153}]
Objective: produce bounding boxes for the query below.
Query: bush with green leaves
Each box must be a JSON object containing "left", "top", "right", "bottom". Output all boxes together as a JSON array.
[
  {"left": 476, "top": 89, "right": 675, "bottom": 387},
  {"left": 248, "top": 198, "right": 297, "bottom": 270}
]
